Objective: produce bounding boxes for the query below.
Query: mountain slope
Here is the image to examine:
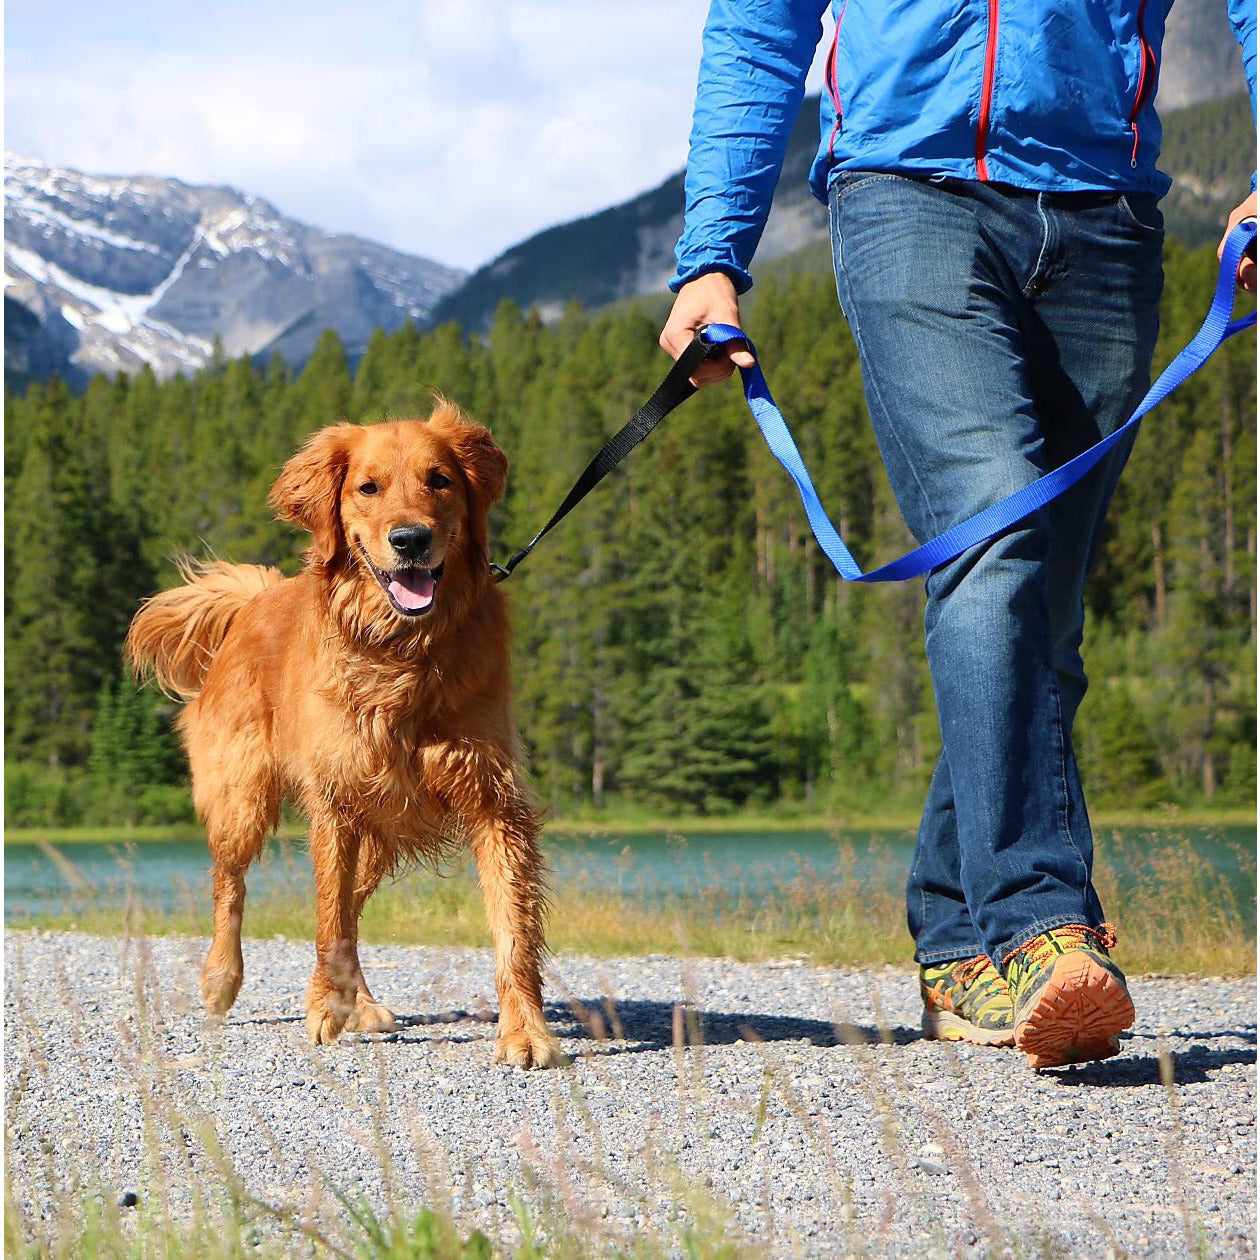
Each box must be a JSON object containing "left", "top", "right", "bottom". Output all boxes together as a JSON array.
[
  {"left": 5, "top": 0, "right": 1250, "bottom": 390},
  {"left": 429, "top": 102, "right": 827, "bottom": 332},
  {"left": 1158, "top": 93, "right": 1258, "bottom": 248},
  {"left": 4, "top": 154, "right": 464, "bottom": 388},
  {"left": 434, "top": 87, "right": 1254, "bottom": 334},
  {"left": 1159, "top": 0, "right": 1253, "bottom": 111}
]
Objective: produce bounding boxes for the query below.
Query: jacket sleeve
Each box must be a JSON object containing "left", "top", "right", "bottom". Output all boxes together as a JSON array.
[
  {"left": 1227, "top": 0, "right": 1257, "bottom": 120},
  {"left": 670, "top": 0, "right": 829, "bottom": 294}
]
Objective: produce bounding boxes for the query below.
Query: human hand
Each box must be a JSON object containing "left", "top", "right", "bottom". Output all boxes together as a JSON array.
[
  {"left": 1218, "top": 192, "right": 1257, "bottom": 294},
  {"left": 659, "top": 271, "right": 756, "bottom": 387}
]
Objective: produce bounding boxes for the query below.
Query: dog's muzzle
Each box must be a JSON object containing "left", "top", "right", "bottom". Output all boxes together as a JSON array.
[{"left": 357, "top": 541, "right": 444, "bottom": 617}]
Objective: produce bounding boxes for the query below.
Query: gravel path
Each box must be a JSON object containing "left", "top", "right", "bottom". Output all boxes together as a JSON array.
[{"left": 5, "top": 929, "right": 1255, "bottom": 1258}]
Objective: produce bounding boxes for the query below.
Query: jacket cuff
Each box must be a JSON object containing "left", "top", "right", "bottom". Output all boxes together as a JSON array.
[{"left": 668, "top": 261, "right": 753, "bottom": 296}]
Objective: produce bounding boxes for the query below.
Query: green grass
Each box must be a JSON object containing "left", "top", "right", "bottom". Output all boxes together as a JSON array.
[
  {"left": 4, "top": 1074, "right": 751, "bottom": 1260},
  {"left": 5, "top": 801, "right": 1255, "bottom": 846}
]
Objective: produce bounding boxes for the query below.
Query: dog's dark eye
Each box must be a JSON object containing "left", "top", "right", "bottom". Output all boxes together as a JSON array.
[
  {"left": 428, "top": 472, "right": 452, "bottom": 491},
  {"left": 358, "top": 481, "right": 379, "bottom": 496}
]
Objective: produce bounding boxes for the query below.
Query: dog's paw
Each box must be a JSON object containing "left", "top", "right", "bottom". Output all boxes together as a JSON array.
[
  {"left": 200, "top": 964, "right": 243, "bottom": 1016},
  {"left": 345, "top": 996, "right": 399, "bottom": 1035},
  {"left": 493, "top": 1027, "right": 567, "bottom": 1070},
  {"left": 305, "top": 997, "right": 354, "bottom": 1046}
]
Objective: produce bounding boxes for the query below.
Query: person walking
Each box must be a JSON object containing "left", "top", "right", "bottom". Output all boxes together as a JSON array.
[{"left": 659, "top": 0, "right": 1256, "bottom": 1068}]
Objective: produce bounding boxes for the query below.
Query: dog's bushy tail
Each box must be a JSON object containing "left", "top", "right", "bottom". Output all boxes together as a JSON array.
[{"left": 125, "top": 559, "right": 282, "bottom": 700}]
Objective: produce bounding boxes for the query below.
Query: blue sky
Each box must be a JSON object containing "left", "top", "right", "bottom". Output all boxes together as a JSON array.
[{"left": 5, "top": 1, "right": 832, "bottom": 271}]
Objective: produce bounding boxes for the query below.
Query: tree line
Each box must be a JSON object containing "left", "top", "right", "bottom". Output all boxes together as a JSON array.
[{"left": 4, "top": 237, "right": 1255, "bottom": 826}]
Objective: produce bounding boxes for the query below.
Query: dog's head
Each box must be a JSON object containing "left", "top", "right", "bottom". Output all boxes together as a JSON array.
[{"left": 269, "top": 405, "right": 507, "bottom": 625}]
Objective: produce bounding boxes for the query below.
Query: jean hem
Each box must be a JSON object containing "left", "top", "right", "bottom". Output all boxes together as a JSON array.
[{"left": 914, "top": 944, "right": 989, "bottom": 967}]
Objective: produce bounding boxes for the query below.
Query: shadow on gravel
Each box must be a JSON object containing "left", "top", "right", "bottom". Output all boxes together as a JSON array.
[
  {"left": 222, "top": 1003, "right": 919, "bottom": 1054},
  {"left": 550, "top": 996, "right": 919, "bottom": 1054},
  {"left": 1035, "top": 1038, "right": 1255, "bottom": 1088},
  {"left": 223, "top": 1003, "right": 1255, "bottom": 1081},
  {"left": 1159, "top": 1026, "right": 1257, "bottom": 1045}
]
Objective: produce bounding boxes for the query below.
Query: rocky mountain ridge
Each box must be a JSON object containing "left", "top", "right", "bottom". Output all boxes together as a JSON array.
[
  {"left": 5, "top": 0, "right": 1252, "bottom": 390},
  {"left": 4, "top": 154, "right": 464, "bottom": 388}
]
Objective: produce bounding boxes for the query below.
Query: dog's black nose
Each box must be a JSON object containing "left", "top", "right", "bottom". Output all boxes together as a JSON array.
[{"left": 388, "top": 525, "right": 433, "bottom": 560}]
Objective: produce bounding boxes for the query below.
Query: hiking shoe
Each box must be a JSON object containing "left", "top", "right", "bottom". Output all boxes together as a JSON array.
[
  {"left": 1004, "top": 924, "right": 1134, "bottom": 1069},
  {"left": 920, "top": 955, "right": 1015, "bottom": 1047}
]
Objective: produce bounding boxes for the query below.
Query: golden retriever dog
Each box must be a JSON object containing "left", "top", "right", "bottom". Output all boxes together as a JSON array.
[{"left": 125, "top": 406, "right": 562, "bottom": 1068}]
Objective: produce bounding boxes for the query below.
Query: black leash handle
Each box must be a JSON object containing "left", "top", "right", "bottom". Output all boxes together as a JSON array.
[{"left": 490, "top": 332, "right": 728, "bottom": 581}]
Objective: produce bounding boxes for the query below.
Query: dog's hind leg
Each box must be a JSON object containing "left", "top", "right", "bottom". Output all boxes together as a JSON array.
[
  {"left": 342, "top": 839, "right": 399, "bottom": 1034},
  {"left": 199, "top": 780, "right": 277, "bottom": 1016},
  {"left": 469, "top": 792, "right": 565, "bottom": 1069},
  {"left": 201, "top": 855, "right": 248, "bottom": 1015}
]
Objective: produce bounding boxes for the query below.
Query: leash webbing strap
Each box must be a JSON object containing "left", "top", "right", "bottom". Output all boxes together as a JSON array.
[
  {"left": 702, "top": 217, "right": 1257, "bottom": 583},
  {"left": 493, "top": 218, "right": 1255, "bottom": 583},
  {"left": 491, "top": 333, "right": 720, "bottom": 580}
]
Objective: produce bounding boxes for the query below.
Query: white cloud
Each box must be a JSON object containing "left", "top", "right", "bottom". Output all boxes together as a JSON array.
[{"left": 5, "top": 0, "right": 831, "bottom": 270}]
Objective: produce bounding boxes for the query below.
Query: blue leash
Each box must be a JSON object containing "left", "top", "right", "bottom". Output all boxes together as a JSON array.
[
  {"left": 493, "top": 220, "right": 1255, "bottom": 583},
  {"left": 700, "top": 217, "right": 1257, "bottom": 583}
]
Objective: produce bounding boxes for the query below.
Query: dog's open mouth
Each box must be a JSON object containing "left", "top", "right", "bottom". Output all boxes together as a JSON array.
[{"left": 357, "top": 543, "right": 444, "bottom": 617}]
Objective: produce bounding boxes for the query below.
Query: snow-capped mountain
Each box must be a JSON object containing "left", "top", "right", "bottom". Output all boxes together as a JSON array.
[
  {"left": 4, "top": 0, "right": 1248, "bottom": 388},
  {"left": 4, "top": 153, "right": 465, "bottom": 385}
]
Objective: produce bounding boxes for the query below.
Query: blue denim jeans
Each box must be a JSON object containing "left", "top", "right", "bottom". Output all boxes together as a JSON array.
[{"left": 828, "top": 173, "right": 1164, "bottom": 967}]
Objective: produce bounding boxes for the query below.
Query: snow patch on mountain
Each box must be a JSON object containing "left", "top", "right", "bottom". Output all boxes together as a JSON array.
[{"left": 5, "top": 153, "right": 464, "bottom": 384}]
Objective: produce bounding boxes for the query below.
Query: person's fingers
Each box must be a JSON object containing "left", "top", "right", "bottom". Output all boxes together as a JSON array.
[
  {"left": 692, "top": 355, "right": 737, "bottom": 386},
  {"left": 1217, "top": 194, "right": 1256, "bottom": 291},
  {"left": 659, "top": 272, "right": 758, "bottom": 385}
]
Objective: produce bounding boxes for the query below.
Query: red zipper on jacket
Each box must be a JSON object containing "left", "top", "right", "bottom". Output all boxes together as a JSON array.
[
  {"left": 825, "top": 1, "right": 848, "bottom": 160},
  {"left": 975, "top": 0, "right": 1000, "bottom": 180},
  {"left": 1128, "top": 0, "right": 1157, "bottom": 167}
]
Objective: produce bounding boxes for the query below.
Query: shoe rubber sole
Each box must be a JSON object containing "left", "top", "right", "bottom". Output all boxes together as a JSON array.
[
  {"left": 1014, "top": 951, "right": 1135, "bottom": 1069},
  {"left": 922, "top": 1008, "right": 1016, "bottom": 1048}
]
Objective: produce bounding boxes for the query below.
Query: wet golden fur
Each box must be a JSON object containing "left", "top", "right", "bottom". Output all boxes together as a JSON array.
[{"left": 125, "top": 406, "right": 562, "bottom": 1067}]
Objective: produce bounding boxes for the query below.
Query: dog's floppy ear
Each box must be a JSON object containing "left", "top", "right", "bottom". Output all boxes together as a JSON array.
[
  {"left": 455, "top": 422, "right": 509, "bottom": 508},
  {"left": 430, "top": 404, "right": 508, "bottom": 508},
  {"left": 269, "top": 424, "right": 360, "bottom": 566}
]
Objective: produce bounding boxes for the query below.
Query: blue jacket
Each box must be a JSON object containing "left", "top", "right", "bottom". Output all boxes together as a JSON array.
[{"left": 673, "top": 0, "right": 1258, "bottom": 293}]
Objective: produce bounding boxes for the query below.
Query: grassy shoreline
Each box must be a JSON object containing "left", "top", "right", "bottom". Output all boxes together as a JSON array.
[
  {"left": 5, "top": 805, "right": 1256, "bottom": 846},
  {"left": 5, "top": 829, "right": 1254, "bottom": 977}
]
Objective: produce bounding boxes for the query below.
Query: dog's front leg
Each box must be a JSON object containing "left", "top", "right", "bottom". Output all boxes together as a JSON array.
[
  {"left": 469, "top": 792, "right": 565, "bottom": 1069},
  {"left": 342, "top": 840, "right": 400, "bottom": 1034},
  {"left": 305, "top": 816, "right": 364, "bottom": 1046}
]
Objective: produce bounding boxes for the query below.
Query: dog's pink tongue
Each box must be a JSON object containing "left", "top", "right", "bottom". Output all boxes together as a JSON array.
[{"left": 389, "top": 570, "right": 435, "bottom": 611}]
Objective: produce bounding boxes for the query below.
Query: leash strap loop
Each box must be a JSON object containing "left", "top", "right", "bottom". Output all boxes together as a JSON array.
[
  {"left": 700, "top": 217, "right": 1257, "bottom": 583},
  {"left": 491, "top": 333, "right": 720, "bottom": 580}
]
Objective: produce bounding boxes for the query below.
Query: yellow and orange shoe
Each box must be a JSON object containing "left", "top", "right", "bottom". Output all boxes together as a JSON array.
[
  {"left": 920, "top": 954, "right": 1015, "bottom": 1047},
  {"left": 1004, "top": 924, "right": 1134, "bottom": 1069}
]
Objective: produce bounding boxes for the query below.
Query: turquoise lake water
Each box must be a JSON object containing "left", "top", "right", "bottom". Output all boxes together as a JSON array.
[{"left": 4, "top": 824, "right": 1255, "bottom": 927}]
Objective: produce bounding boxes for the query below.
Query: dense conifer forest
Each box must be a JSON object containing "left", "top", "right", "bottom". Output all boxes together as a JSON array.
[{"left": 4, "top": 237, "right": 1255, "bottom": 825}]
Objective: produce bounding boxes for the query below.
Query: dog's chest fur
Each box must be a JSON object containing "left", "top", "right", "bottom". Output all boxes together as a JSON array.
[{"left": 303, "top": 642, "right": 496, "bottom": 850}]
